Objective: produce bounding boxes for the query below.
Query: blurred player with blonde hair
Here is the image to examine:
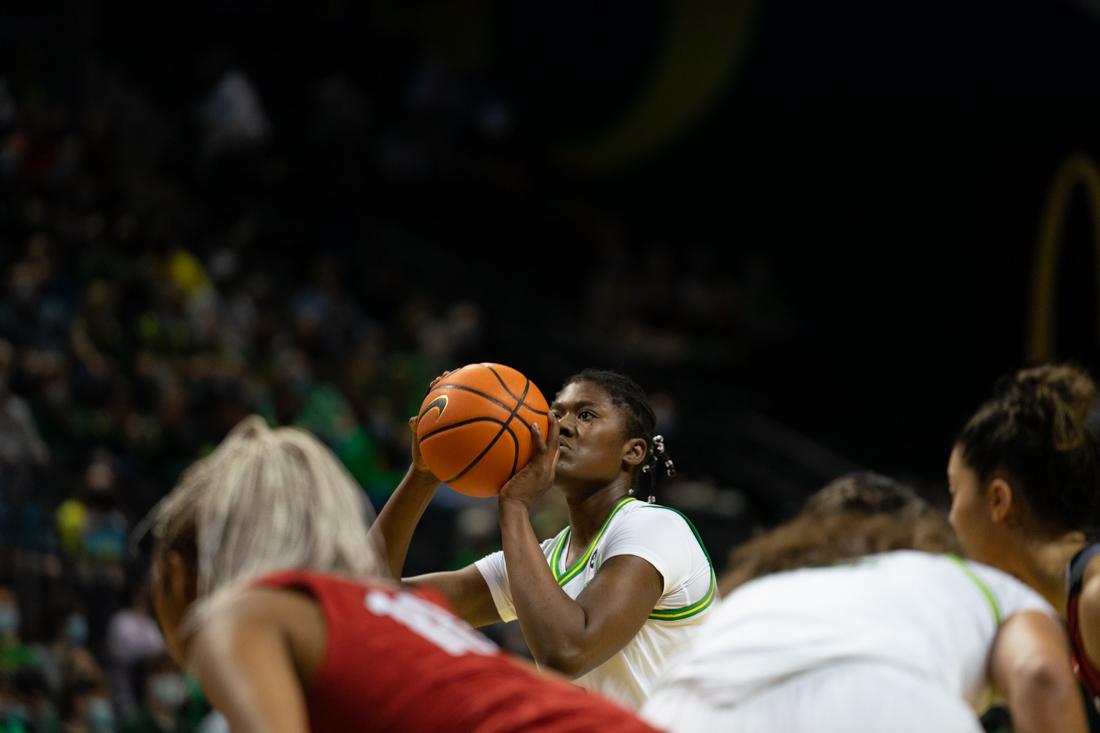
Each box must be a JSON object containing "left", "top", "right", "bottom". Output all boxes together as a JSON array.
[{"left": 140, "top": 415, "right": 660, "bottom": 733}]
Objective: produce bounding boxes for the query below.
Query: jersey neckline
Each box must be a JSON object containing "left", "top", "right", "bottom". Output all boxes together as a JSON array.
[{"left": 550, "top": 496, "right": 636, "bottom": 585}]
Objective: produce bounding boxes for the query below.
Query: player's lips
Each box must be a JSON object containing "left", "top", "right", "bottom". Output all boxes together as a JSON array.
[{"left": 557, "top": 439, "right": 571, "bottom": 451}]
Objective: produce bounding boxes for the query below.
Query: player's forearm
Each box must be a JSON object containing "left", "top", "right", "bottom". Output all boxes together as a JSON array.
[
  {"left": 369, "top": 466, "right": 439, "bottom": 579},
  {"left": 498, "top": 498, "right": 591, "bottom": 675}
]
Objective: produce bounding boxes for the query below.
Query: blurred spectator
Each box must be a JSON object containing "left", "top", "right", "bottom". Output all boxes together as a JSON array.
[
  {"left": 0, "top": 339, "right": 49, "bottom": 534},
  {"left": 59, "top": 679, "right": 113, "bottom": 733},
  {"left": 120, "top": 654, "right": 200, "bottom": 733},
  {"left": 0, "top": 584, "right": 33, "bottom": 675},
  {"left": 105, "top": 578, "right": 163, "bottom": 719},
  {"left": 2, "top": 667, "right": 59, "bottom": 733},
  {"left": 55, "top": 455, "right": 128, "bottom": 652},
  {"left": 56, "top": 457, "right": 127, "bottom": 582},
  {"left": 197, "top": 67, "right": 269, "bottom": 159},
  {"left": 30, "top": 599, "right": 101, "bottom": 698}
]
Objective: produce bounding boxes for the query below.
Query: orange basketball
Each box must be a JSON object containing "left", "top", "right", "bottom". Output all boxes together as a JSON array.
[{"left": 416, "top": 363, "right": 551, "bottom": 497}]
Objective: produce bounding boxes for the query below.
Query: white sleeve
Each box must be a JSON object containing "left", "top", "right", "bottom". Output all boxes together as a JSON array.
[
  {"left": 474, "top": 538, "right": 557, "bottom": 623},
  {"left": 600, "top": 506, "right": 705, "bottom": 598},
  {"left": 972, "top": 564, "right": 1058, "bottom": 620}
]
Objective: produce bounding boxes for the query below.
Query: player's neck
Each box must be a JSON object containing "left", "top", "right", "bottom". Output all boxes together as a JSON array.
[
  {"left": 563, "top": 478, "right": 632, "bottom": 550},
  {"left": 1012, "top": 533, "right": 1087, "bottom": 615}
]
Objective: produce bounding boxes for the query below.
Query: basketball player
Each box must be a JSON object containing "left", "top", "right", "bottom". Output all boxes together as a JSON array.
[
  {"left": 372, "top": 369, "right": 714, "bottom": 708},
  {"left": 142, "top": 416, "right": 661, "bottom": 733},
  {"left": 947, "top": 364, "right": 1100, "bottom": 714},
  {"left": 639, "top": 477, "right": 1087, "bottom": 733}
]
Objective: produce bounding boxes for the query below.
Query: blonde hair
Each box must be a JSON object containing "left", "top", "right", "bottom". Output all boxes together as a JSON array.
[{"left": 146, "top": 415, "right": 383, "bottom": 626}]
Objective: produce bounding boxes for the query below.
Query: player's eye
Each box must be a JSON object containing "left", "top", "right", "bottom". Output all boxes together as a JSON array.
[{"left": 578, "top": 410, "right": 595, "bottom": 421}]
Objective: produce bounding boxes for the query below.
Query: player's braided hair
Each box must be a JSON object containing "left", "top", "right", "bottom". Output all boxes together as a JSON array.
[
  {"left": 956, "top": 363, "right": 1100, "bottom": 537},
  {"left": 562, "top": 369, "right": 675, "bottom": 501}
]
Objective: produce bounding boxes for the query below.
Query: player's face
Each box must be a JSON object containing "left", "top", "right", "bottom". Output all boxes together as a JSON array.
[
  {"left": 947, "top": 446, "right": 1002, "bottom": 566},
  {"left": 551, "top": 382, "right": 637, "bottom": 484}
]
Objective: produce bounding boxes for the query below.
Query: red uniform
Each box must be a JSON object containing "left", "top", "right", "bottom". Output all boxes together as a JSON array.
[
  {"left": 1067, "top": 544, "right": 1100, "bottom": 711},
  {"left": 255, "top": 570, "right": 662, "bottom": 733}
]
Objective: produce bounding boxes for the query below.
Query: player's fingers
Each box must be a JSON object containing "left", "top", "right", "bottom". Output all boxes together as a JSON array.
[
  {"left": 422, "top": 370, "right": 451, "bottom": 397},
  {"left": 546, "top": 414, "right": 560, "bottom": 447},
  {"left": 530, "top": 422, "right": 547, "bottom": 455}
]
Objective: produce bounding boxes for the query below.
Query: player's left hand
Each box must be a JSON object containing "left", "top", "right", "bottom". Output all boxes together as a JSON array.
[{"left": 499, "top": 415, "right": 560, "bottom": 508}]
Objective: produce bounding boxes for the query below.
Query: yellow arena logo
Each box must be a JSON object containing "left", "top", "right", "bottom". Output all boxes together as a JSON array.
[{"left": 1028, "top": 153, "right": 1100, "bottom": 363}]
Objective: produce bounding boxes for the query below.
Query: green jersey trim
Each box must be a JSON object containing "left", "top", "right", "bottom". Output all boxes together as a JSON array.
[
  {"left": 948, "top": 553, "right": 1002, "bottom": 625},
  {"left": 639, "top": 504, "right": 717, "bottom": 621},
  {"left": 550, "top": 496, "right": 636, "bottom": 586}
]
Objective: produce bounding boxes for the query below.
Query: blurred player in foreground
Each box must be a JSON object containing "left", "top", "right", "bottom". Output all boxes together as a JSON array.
[
  {"left": 949, "top": 364, "right": 1100, "bottom": 715},
  {"left": 641, "top": 473, "right": 1086, "bottom": 733},
  {"left": 139, "top": 416, "right": 660, "bottom": 733}
]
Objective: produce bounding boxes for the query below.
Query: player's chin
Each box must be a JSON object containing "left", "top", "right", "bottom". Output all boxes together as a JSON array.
[{"left": 553, "top": 454, "right": 578, "bottom": 477}]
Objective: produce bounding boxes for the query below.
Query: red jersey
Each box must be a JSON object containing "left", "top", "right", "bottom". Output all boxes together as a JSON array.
[
  {"left": 255, "top": 570, "right": 662, "bottom": 733},
  {"left": 1067, "top": 544, "right": 1100, "bottom": 710}
]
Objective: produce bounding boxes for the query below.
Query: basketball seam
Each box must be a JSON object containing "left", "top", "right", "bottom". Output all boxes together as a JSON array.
[
  {"left": 443, "top": 379, "right": 529, "bottom": 485},
  {"left": 419, "top": 416, "right": 510, "bottom": 443},
  {"left": 432, "top": 384, "right": 526, "bottom": 425},
  {"left": 423, "top": 421, "right": 520, "bottom": 472},
  {"left": 483, "top": 364, "right": 549, "bottom": 416}
]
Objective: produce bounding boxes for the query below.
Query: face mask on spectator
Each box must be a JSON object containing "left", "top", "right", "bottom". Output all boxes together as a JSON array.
[
  {"left": 66, "top": 614, "right": 89, "bottom": 646},
  {"left": 0, "top": 602, "right": 20, "bottom": 636},
  {"left": 150, "top": 673, "right": 187, "bottom": 709},
  {"left": 85, "top": 698, "right": 113, "bottom": 733}
]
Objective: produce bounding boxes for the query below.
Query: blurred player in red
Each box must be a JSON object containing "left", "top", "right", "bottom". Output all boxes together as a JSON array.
[
  {"left": 948, "top": 364, "right": 1100, "bottom": 714},
  {"left": 141, "top": 416, "right": 661, "bottom": 733}
]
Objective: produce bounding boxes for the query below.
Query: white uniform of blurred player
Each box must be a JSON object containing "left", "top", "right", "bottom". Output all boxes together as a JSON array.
[{"left": 642, "top": 550, "right": 1073, "bottom": 733}]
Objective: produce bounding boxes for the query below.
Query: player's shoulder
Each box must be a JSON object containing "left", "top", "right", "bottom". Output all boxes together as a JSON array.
[
  {"left": 618, "top": 498, "right": 701, "bottom": 533},
  {"left": 1074, "top": 545, "right": 1100, "bottom": 607},
  {"left": 193, "top": 583, "right": 326, "bottom": 657},
  {"left": 1076, "top": 544, "right": 1100, "bottom": 586},
  {"left": 609, "top": 500, "right": 709, "bottom": 556}
]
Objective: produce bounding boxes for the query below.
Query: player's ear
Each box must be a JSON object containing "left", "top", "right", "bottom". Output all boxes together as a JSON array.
[
  {"left": 988, "top": 477, "right": 1014, "bottom": 524},
  {"left": 622, "top": 438, "right": 647, "bottom": 469}
]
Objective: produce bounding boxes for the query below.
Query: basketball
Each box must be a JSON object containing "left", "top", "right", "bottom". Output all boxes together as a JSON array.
[{"left": 416, "top": 363, "right": 551, "bottom": 497}]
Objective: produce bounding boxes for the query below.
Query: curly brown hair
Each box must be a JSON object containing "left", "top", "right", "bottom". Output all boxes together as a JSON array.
[{"left": 719, "top": 473, "right": 959, "bottom": 596}]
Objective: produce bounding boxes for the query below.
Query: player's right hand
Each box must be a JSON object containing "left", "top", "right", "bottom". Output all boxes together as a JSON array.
[
  {"left": 498, "top": 415, "right": 560, "bottom": 509},
  {"left": 407, "top": 417, "right": 436, "bottom": 478}
]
